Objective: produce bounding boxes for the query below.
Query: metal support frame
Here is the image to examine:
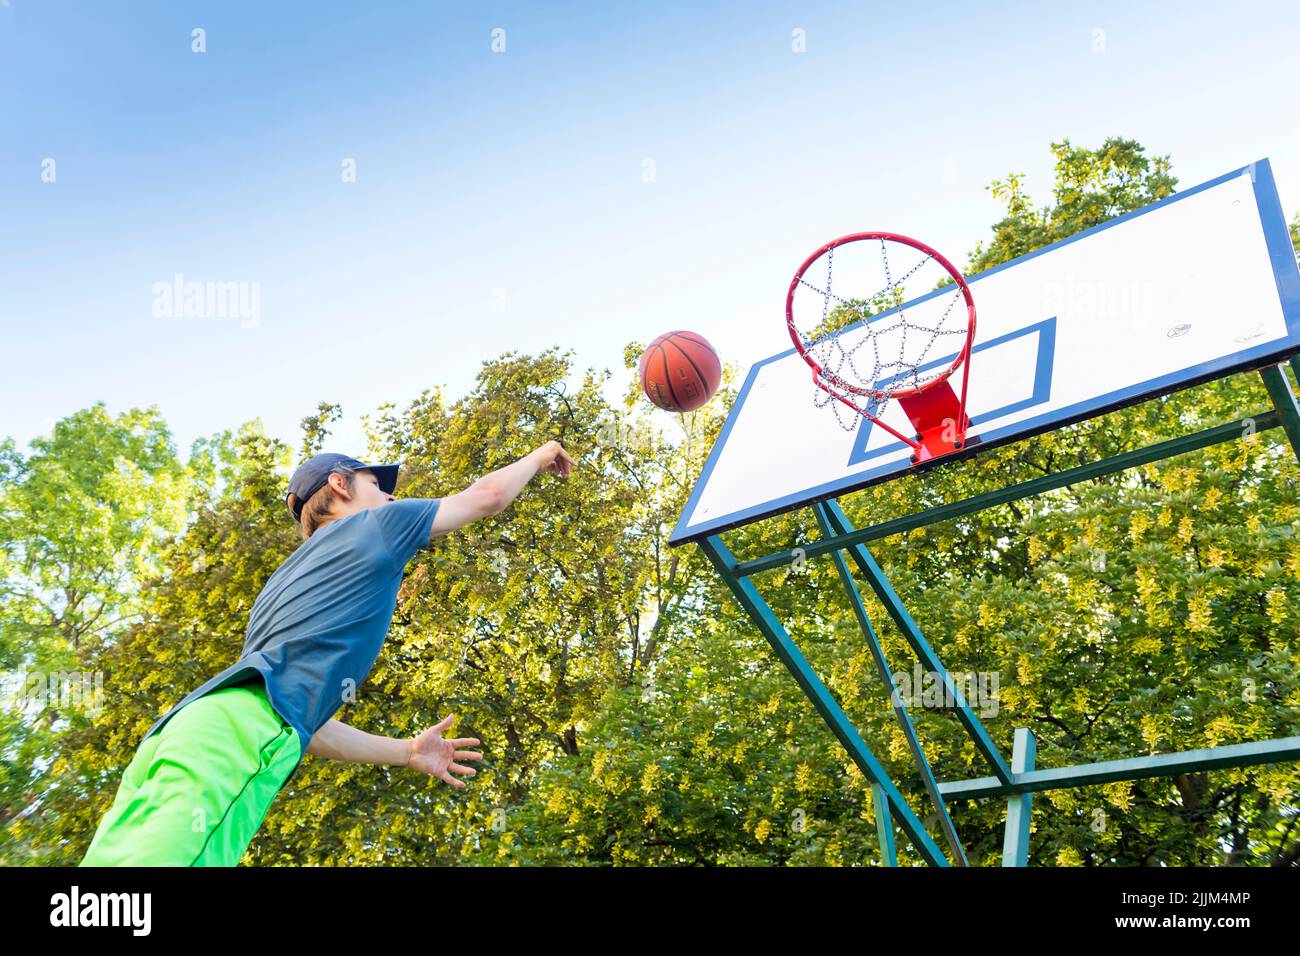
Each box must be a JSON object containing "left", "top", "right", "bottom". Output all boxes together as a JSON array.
[
  {"left": 1002, "top": 729, "right": 1036, "bottom": 867},
  {"left": 696, "top": 365, "right": 1300, "bottom": 865},
  {"left": 699, "top": 534, "right": 953, "bottom": 865},
  {"left": 1260, "top": 364, "right": 1300, "bottom": 458},
  {"left": 943, "top": 736, "right": 1300, "bottom": 800},
  {"left": 812, "top": 501, "right": 969, "bottom": 865},
  {"left": 822, "top": 500, "right": 1014, "bottom": 786},
  {"left": 870, "top": 784, "right": 897, "bottom": 866}
]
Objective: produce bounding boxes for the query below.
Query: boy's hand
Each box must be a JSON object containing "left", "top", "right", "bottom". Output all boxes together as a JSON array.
[
  {"left": 535, "top": 440, "right": 576, "bottom": 478},
  {"left": 406, "top": 715, "right": 482, "bottom": 789}
]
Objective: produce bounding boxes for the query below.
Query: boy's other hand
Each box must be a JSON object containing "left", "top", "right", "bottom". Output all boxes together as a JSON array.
[{"left": 406, "top": 715, "right": 482, "bottom": 789}]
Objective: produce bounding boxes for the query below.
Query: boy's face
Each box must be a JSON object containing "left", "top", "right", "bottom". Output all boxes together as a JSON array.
[{"left": 329, "top": 468, "right": 395, "bottom": 515}]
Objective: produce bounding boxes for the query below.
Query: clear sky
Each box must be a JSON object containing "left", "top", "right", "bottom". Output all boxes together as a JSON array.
[{"left": 2, "top": 1, "right": 1298, "bottom": 461}]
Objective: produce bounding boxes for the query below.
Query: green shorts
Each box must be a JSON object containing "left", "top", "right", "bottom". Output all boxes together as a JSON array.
[{"left": 79, "top": 682, "right": 302, "bottom": 867}]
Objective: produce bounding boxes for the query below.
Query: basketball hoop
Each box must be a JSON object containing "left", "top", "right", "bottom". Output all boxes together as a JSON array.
[{"left": 785, "top": 232, "right": 976, "bottom": 464}]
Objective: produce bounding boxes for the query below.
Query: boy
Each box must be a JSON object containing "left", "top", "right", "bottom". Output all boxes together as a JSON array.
[{"left": 80, "top": 440, "right": 576, "bottom": 865}]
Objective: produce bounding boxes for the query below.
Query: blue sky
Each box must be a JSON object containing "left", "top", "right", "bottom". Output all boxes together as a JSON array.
[{"left": 2, "top": 1, "right": 1298, "bottom": 462}]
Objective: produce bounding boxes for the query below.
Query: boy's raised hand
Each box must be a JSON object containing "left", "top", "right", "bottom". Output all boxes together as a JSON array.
[{"left": 536, "top": 440, "right": 576, "bottom": 478}]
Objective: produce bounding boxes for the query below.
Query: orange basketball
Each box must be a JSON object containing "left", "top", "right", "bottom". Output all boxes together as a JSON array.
[{"left": 639, "top": 330, "right": 722, "bottom": 413}]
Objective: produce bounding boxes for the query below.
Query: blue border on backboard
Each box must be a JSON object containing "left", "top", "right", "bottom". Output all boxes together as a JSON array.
[
  {"left": 669, "top": 158, "right": 1300, "bottom": 546},
  {"left": 847, "top": 318, "right": 1058, "bottom": 466}
]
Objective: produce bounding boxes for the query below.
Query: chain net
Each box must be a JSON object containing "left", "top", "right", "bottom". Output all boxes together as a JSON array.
[{"left": 789, "top": 237, "right": 969, "bottom": 431}]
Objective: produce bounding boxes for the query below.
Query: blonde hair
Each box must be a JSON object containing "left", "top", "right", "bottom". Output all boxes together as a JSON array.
[{"left": 289, "top": 464, "right": 358, "bottom": 541}]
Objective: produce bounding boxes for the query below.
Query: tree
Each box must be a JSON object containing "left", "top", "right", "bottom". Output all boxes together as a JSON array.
[
  {"left": 967, "top": 137, "right": 1177, "bottom": 273},
  {"left": 26, "top": 423, "right": 298, "bottom": 862},
  {"left": 0, "top": 404, "right": 190, "bottom": 863}
]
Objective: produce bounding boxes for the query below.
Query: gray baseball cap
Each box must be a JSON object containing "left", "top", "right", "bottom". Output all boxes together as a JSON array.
[{"left": 286, "top": 453, "right": 399, "bottom": 521}]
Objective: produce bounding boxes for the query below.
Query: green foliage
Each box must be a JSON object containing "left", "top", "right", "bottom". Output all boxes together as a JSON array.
[
  {"left": 11, "top": 423, "right": 295, "bottom": 863},
  {"left": 810, "top": 287, "right": 906, "bottom": 342},
  {"left": 967, "top": 137, "right": 1177, "bottom": 273},
  {"left": 0, "top": 404, "right": 191, "bottom": 863}
]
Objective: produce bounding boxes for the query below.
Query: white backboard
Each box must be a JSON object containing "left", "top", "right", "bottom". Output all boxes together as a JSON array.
[{"left": 672, "top": 160, "right": 1300, "bottom": 545}]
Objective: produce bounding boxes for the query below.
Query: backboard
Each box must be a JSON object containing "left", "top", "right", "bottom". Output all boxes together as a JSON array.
[{"left": 671, "top": 159, "right": 1300, "bottom": 546}]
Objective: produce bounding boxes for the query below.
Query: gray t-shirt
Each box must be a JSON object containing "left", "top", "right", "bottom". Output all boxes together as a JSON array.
[{"left": 143, "top": 497, "right": 442, "bottom": 781}]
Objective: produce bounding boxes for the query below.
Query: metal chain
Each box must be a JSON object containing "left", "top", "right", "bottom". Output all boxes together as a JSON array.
[{"left": 796, "top": 238, "right": 967, "bottom": 429}]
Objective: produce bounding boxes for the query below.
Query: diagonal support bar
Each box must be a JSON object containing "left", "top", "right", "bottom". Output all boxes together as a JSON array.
[
  {"left": 812, "top": 501, "right": 969, "bottom": 865},
  {"left": 870, "top": 784, "right": 898, "bottom": 866},
  {"left": 698, "top": 533, "right": 952, "bottom": 866},
  {"left": 824, "top": 499, "right": 1015, "bottom": 785}
]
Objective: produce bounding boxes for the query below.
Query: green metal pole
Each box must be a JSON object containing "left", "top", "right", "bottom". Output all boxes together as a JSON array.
[
  {"left": 1259, "top": 364, "right": 1300, "bottom": 463},
  {"left": 698, "top": 533, "right": 951, "bottom": 866},
  {"left": 812, "top": 501, "right": 969, "bottom": 866},
  {"left": 870, "top": 783, "right": 897, "bottom": 866},
  {"left": 940, "top": 735, "right": 1300, "bottom": 799},
  {"left": 1001, "top": 728, "right": 1036, "bottom": 867},
  {"left": 823, "top": 500, "right": 1015, "bottom": 785}
]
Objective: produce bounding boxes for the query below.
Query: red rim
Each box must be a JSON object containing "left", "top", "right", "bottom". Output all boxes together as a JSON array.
[{"left": 785, "top": 231, "right": 976, "bottom": 400}]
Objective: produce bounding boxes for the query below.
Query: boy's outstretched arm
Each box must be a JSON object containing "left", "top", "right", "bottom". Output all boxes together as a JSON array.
[
  {"left": 428, "top": 439, "right": 575, "bottom": 540},
  {"left": 309, "top": 446, "right": 573, "bottom": 784},
  {"left": 307, "top": 717, "right": 483, "bottom": 788}
]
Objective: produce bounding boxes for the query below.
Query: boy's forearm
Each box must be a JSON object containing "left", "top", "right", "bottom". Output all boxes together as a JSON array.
[
  {"left": 306, "top": 719, "right": 410, "bottom": 767},
  {"left": 479, "top": 447, "right": 544, "bottom": 508}
]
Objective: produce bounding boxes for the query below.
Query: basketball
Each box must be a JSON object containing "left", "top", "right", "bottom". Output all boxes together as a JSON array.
[{"left": 639, "top": 330, "right": 722, "bottom": 413}]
